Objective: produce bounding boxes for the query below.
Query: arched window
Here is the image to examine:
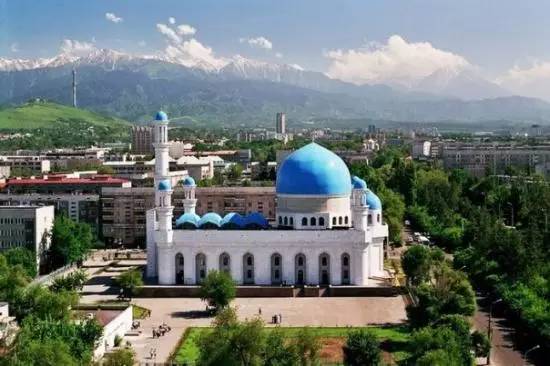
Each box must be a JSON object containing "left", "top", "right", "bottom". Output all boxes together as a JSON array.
[
  {"left": 377, "top": 214, "right": 381, "bottom": 223},
  {"left": 302, "top": 217, "right": 308, "bottom": 226},
  {"left": 319, "top": 217, "right": 325, "bottom": 226},
  {"left": 295, "top": 253, "right": 306, "bottom": 285},
  {"left": 195, "top": 253, "right": 207, "bottom": 284},
  {"left": 319, "top": 253, "right": 330, "bottom": 285},
  {"left": 243, "top": 253, "right": 254, "bottom": 284},
  {"left": 332, "top": 217, "right": 337, "bottom": 225},
  {"left": 290, "top": 217, "right": 294, "bottom": 226},
  {"left": 219, "top": 252, "right": 231, "bottom": 274},
  {"left": 284, "top": 216, "right": 288, "bottom": 225},
  {"left": 341, "top": 253, "right": 350, "bottom": 285},
  {"left": 368, "top": 215, "right": 373, "bottom": 225},
  {"left": 175, "top": 253, "right": 184, "bottom": 285},
  {"left": 344, "top": 216, "right": 349, "bottom": 224},
  {"left": 271, "top": 253, "right": 283, "bottom": 285},
  {"left": 278, "top": 216, "right": 282, "bottom": 225},
  {"left": 339, "top": 216, "right": 343, "bottom": 225},
  {"left": 310, "top": 217, "right": 316, "bottom": 226}
]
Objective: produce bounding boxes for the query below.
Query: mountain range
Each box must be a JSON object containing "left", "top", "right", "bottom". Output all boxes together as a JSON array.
[{"left": 1, "top": 48, "right": 550, "bottom": 127}]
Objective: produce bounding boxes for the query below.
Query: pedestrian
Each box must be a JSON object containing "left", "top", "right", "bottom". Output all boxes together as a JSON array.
[
  {"left": 279, "top": 313, "right": 282, "bottom": 323},
  {"left": 258, "top": 307, "right": 262, "bottom": 315},
  {"left": 149, "top": 348, "right": 154, "bottom": 359},
  {"left": 152, "top": 328, "right": 156, "bottom": 339}
]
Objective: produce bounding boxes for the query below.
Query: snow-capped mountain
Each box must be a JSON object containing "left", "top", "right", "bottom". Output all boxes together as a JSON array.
[{"left": 411, "top": 67, "right": 511, "bottom": 100}]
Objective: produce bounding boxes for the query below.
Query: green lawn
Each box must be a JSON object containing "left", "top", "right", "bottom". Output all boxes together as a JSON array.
[
  {"left": 173, "top": 325, "right": 410, "bottom": 365},
  {"left": 0, "top": 101, "right": 129, "bottom": 129}
]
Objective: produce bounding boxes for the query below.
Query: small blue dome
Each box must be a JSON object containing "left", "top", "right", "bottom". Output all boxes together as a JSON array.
[
  {"left": 221, "top": 213, "right": 245, "bottom": 228},
  {"left": 365, "top": 190, "right": 382, "bottom": 210},
  {"left": 243, "top": 212, "right": 268, "bottom": 229},
  {"left": 182, "top": 176, "right": 196, "bottom": 186},
  {"left": 198, "top": 212, "right": 222, "bottom": 228},
  {"left": 175, "top": 213, "right": 200, "bottom": 228},
  {"left": 158, "top": 179, "right": 171, "bottom": 191},
  {"left": 276, "top": 143, "right": 351, "bottom": 196},
  {"left": 155, "top": 111, "right": 168, "bottom": 121},
  {"left": 351, "top": 176, "right": 367, "bottom": 190}
]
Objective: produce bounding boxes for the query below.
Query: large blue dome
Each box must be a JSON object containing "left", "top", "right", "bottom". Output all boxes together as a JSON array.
[
  {"left": 155, "top": 111, "right": 168, "bottom": 122},
  {"left": 276, "top": 143, "right": 351, "bottom": 196}
]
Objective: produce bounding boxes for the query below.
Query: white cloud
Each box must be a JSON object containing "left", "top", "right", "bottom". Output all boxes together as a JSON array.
[
  {"left": 10, "top": 43, "right": 19, "bottom": 53},
  {"left": 496, "top": 61, "right": 550, "bottom": 100},
  {"left": 156, "top": 23, "right": 181, "bottom": 43},
  {"left": 177, "top": 24, "right": 196, "bottom": 36},
  {"left": 105, "top": 12, "right": 123, "bottom": 24},
  {"left": 60, "top": 39, "right": 96, "bottom": 56},
  {"left": 275, "top": 52, "right": 283, "bottom": 59},
  {"left": 156, "top": 23, "right": 227, "bottom": 70},
  {"left": 168, "top": 17, "right": 176, "bottom": 25},
  {"left": 325, "top": 35, "right": 470, "bottom": 86},
  {"left": 240, "top": 36, "right": 273, "bottom": 50}
]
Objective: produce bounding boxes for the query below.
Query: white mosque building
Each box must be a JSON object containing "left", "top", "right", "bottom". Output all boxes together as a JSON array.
[{"left": 146, "top": 111, "right": 388, "bottom": 286}]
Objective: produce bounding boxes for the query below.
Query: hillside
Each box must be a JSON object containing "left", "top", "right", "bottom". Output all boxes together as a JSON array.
[{"left": 0, "top": 101, "right": 130, "bottom": 130}]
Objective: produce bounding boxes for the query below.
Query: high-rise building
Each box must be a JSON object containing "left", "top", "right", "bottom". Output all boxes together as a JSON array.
[
  {"left": 276, "top": 112, "right": 286, "bottom": 134},
  {"left": 131, "top": 126, "right": 154, "bottom": 155}
]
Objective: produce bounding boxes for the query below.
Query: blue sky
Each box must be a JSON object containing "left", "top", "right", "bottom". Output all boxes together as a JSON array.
[{"left": 2, "top": 0, "right": 550, "bottom": 97}]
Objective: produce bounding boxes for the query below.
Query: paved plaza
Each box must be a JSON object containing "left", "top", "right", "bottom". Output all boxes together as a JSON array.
[{"left": 127, "top": 296, "right": 407, "bottom": 364}]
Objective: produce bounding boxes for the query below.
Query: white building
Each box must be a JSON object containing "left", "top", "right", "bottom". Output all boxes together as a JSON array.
[
  {"left": 0, "top": 205, "right": 54, "bottom": 271},
  {"left": 146, "top": 112, "right": 388, "bottom": 286}
]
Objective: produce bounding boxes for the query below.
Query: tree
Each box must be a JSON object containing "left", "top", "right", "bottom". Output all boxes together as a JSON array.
[
  {"left": 50, "top": 269, "right": 88, "bottom": 292},
  {"left": 264, "top": 329, "right": 300, "bottom": 366},
  {"left": 5, "top": 338, "right": 78, "bottom": 366},
  {"left": 343, "top": 329, "right": 381, "bottom": 366},
  {"left": 199, "top": 270, "right": 236, "bottom": 312},
  {"left": 227, "top": 163, "right": 244, "bottom": 180},
  {"left": 3, "top": 247, "right": 37, "bottom": 278},
  {"left": 401, "top": 245, "right": 433, "bottom": 286},
  {"left": 116, "top": 268, "right": 143, "bottom": 298},
  {"left": 103, "top": 348, "right": 135, "bottom": 366},
  {"left": 292, "top": 327, "right": 321, "bottom": 366},
  {"left": 49, "top": 216, "right": 93, "bottom": 268}
]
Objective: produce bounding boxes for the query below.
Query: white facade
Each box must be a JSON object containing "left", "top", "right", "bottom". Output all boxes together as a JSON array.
[
  {"left": 93, "top": 306, "right": 133, "bottom": 360},
  {"left": 147, "top": 113, "right": 388, "bottom": 286}
]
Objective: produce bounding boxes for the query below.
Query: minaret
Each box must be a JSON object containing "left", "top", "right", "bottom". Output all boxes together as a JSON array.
[
  {"left": 72, "top": 68, "right": 77, "bottom": 108},
  {"left": 153, "top": 111, "right": 175, "bottom": 285},
  {"left": 351, "top": 176, "right": 369, "bottom": 231},
  {"left": 182, "top": 177, "right": 197, "bottom": 214}
]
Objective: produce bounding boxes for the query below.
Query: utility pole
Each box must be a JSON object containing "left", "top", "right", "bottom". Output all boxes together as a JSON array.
[{"left": 72, "top": 68, "right": 77, "bottom": 108}]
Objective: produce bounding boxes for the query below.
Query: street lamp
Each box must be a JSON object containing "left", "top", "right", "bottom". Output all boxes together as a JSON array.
[
  {"left": 524, "top": 345, "right": 540, "bottom": 365},
  {"left": 487, "top": 298, "right": 502, "bottom": 365}
]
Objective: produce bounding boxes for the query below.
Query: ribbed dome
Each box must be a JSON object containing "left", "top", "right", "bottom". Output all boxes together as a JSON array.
[
  {"left": 221, "top": 213, "right": 245, "bottom": 228},
  {"left": 155, "top": 111, "right": 168, "bottom": 121},
  {"left": 182, "top": 176, "right": 196, "bottom": 186},
  {"left": 198, "top": 212, "right": 222, "bottom": 228},
  {"left": 365, "top": 190, "right": 382, "bottom": 210},
  {"left": 276, "top": 143, "right": 351, "bottom": 196},
  {"left": 158, "top": 179, "right": 171, "bottom": 191},
  {"left": 351, "top": 176, "right": 367, "bottom": 189},
  {"left": 175, "top": 213, "right": 200, "bottom": 228},
  {"left": 243, "top": 212, "right": 269, "bottom": 229}
]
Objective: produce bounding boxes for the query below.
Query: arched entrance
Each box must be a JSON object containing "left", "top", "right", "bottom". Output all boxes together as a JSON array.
[
  {"left": 295, "top": 253, "right": 306, "bottom": 285},
  {"left": 175, "top": 253, "right": 184, "bottom": 284},
  {"left": 319, "top": 253, "right": 330, "bottom": 285},
  {"left": 195, "top": 253, "right": 207, "bottom": 284},
  {"left": 271, "top": 253, "right": 282, "bottom": 285},
  {"left": 341, "top": 253, "right": 350, "bottom": 285},
  {"left": 219, "top": 252, "right": 231, "bottom": 274},
  {"left": 243, "top": 253, "right": 255, "bottom": 285}
]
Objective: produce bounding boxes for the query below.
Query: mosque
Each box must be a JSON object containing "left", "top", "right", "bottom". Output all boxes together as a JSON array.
[{"left": 146, "top": 112, "right": 388, "bottom": 286}]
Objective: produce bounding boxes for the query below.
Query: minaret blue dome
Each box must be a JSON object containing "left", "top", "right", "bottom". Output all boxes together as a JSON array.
[
  {"left": 365, "top": 189, "right": 382, "bottom": 210},
  {"left": 182, "top": 176, "right": 196, "bottom": 186},
  {"left": 351, "top": 176, "right": 367, "bottom": 190},
  {"left": 155, "top": 111, "right": 168, "bottom": 121},
  {"left": 158, "top": 179, "right": 171, "bottom": 191},
  {"left": 276, "top": 142, "right": 351, "bottom": 196}
]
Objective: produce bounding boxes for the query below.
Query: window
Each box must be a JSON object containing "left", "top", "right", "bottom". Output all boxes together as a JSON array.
[
  {"left": 278, "top": 216, "right": 282, "bottom": 225},
  {"left": 377, "top": 214, "right": 381, "bottom": 223},
  {"left": 344, "top": 216, "right": 349, "bottom": 224},
  {"left": 343, "top": 256, "right": 349, "bottom": 266},
  {"left": 298, "top": 256, "right": 304, "bottom": 266},
  {"left": 284, "top": 217, "right": 288, "bottom": 225},
  {"left": 247, "top": 256, "right": 253, "bottom": 266},
  {"left": 247, "top": 269, "right": 252, "bottom": 279},
  {"left": 319, "top": 217, "right": 325, "bottom": 226},
  {"left": 302, "top": 217, "right": 307, "bottom": 226},
  {"left": 332, "top": 217, "right": 337, "bottom": 225},
  {"left": 290, "top": 217, "right": 294, "bottom": 225},
  {"left": 310, "top": 217, "right": 316, "bottom": 226},
  {"left": 368, "top": 215, "right": 372, "bottom": 225},
  {"left": 339, "top": 217, "right": 343, "bottom": 225},
  {"left": 274, "top": 257, "right": 280, "bottom": 266},
  {"left": 274, "top": 269, "right": 280, "bottom": 279}
]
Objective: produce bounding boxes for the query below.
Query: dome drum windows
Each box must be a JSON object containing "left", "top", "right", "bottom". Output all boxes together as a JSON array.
[
  {"left": 243, "top": 253, "right": 255, "bottom": 285},
  {"left": 271, "top": 253, "right": 283, "bottom": 285}
]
